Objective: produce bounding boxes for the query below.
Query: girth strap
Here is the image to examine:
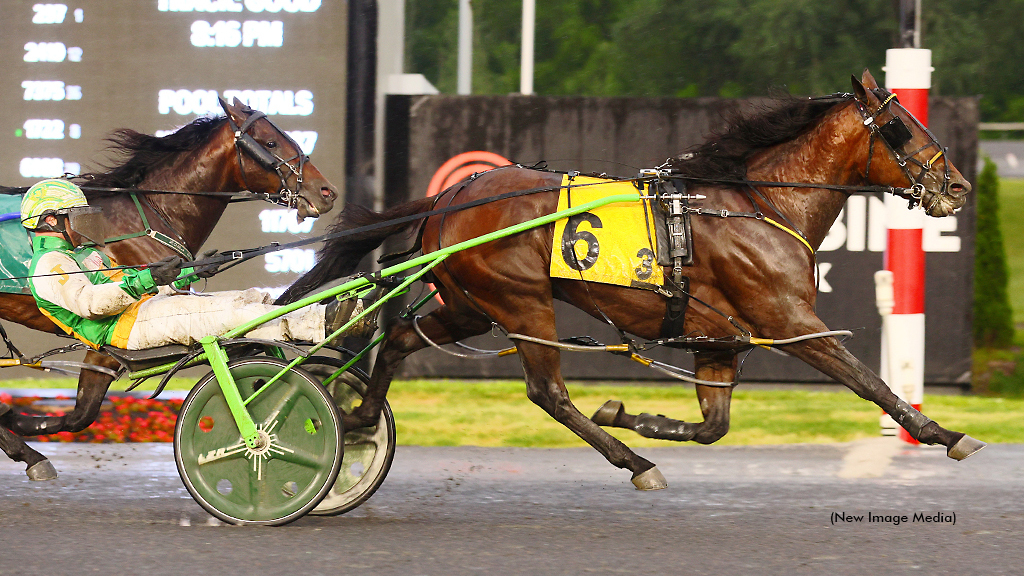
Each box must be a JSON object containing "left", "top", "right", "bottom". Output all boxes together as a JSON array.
[{"left": 660, "top": 276, "right": 689, "bottom": 339}]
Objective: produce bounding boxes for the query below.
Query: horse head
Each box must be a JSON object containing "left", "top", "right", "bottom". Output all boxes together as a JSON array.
[
  {"left": 851, "top": 70, "right": 970, "bottom": 217},
  {"left": 220, "top": 98, "right": 337, "bottom": 219}
]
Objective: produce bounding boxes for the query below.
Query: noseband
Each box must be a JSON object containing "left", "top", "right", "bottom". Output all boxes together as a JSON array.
[
  {"left": 856, "top": 90, "right": 953, "bottom": 209},
  {"left": 226, "top": 107, "right": 310, "bottom": 212}
]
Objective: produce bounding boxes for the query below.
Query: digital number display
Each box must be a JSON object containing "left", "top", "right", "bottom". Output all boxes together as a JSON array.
[{"left": 1, "top": 1, "right": 347, "bottom": 303}]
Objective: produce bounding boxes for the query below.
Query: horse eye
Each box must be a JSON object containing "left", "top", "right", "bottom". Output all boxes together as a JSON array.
[{"left": 266, "top": 140, "right": 277, "bottom": 149}]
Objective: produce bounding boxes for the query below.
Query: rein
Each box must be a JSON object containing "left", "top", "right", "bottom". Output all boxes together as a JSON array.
[
  {"left": 193, "top": 169, "right": 919, "bottom": 272},
  {"left": 6, "top": 163, "right": 938, "bottom": 283},
  {"left": 5, "top": 175, "right": 646, "bottom": 281},
  {"left": 1, "top": 185, "right": 285, "bottom": 202}
]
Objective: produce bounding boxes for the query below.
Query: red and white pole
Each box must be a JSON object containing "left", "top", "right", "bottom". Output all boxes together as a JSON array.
[{"left": 879, "top": 48, "right": 932, "bottom": 443}]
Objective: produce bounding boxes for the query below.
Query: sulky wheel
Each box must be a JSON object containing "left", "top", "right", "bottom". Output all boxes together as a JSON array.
[
  {"left": 302, "top": 356, "right": 396, "bottom": 516},
  {"left": 174, "top": 357, "right": 343, "bottom": 526}
]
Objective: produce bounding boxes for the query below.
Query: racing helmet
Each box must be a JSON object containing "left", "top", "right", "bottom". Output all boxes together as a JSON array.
[{"left": 21, "top": 179, "right": 105, "bottom": 246}]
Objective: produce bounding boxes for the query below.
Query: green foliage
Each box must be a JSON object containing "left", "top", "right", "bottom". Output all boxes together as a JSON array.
[
  {"left": 973, "top": 158, "right": 1014, "bottom": 347},
  {"left": 406, "top": 0, "right": 1024, "bottom": 120},
  {"left": 997, "top": 178, "right": 1024, "bottom": 325},
  {"left": 988, "top": 354, "right": 1024, "bottom": 397}
]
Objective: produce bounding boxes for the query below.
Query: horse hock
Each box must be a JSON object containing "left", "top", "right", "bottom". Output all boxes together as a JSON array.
[
  {"left": 2, "top": 413, "right": 65, "bottom": 436},
  {"left": 592, "top": 400, "right": 703, "bottom": 443}
]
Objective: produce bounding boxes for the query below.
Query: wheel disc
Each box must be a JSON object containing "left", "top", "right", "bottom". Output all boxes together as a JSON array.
[
  {"left": 303, "top": 357, "right": 396, "bottom": 516},
  {"left": 174, "top": 357, "right": 343, "bottom": 526}
]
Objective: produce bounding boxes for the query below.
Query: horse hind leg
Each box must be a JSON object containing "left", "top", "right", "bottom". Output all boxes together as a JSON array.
[
  {"left": 509, "top": 335, "right": 666, "bottom": 490},
  {"left": 0, "top": 406, "right": 57, "bottom": 480},
  {"left": 592, "top": 352, "right": 735, "bottom": 445}
]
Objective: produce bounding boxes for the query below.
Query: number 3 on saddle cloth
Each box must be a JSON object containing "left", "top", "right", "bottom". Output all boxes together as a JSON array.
[{"left": 549, "top": 174, "right": 693, "bottom": 338}]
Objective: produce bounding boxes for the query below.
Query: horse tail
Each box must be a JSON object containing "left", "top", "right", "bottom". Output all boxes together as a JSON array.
[{"left": 275, "top": 196, "right": 437, "bottom": 304}]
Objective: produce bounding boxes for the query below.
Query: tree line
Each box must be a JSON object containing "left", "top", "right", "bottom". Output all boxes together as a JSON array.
[{"left": 406, "top": 0, "right": 1024, "bottom": 122}]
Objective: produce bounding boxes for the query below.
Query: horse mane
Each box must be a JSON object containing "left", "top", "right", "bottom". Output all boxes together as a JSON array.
[
  {"left": 667, "top": 94, "right": 852, "bottom": 180},
  {"left": 76, "top": 115, "right": 229, "bottom": 189}
]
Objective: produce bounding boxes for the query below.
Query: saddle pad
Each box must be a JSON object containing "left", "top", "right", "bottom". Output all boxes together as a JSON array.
[
  {"left": 0, "top": 195, "right": 32, "bottom": 295},
  {"left": 550, "top": 175, "right": 663, "bottom": 289}
]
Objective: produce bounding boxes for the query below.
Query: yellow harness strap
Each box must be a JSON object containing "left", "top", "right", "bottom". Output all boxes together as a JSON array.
[{"left": 763, "top": 217, "right": 814, "bottom": 255}]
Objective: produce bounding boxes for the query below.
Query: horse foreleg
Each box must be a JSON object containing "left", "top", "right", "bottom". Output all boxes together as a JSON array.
[
  {"left": 785, "top": 330, "right": 985, "bottom": 460},
  {"left": 0, "top": 406, "right": 57, "bottom": 480},
  {"left": 0, "top": 351, "right": 119, "bottom": 436},
  {"left": 592, "top": 351, "right": 736, "bottom": 444}
]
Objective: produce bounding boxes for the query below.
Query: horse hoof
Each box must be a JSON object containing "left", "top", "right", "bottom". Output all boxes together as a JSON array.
[
  {"left": 26, "top": 460, "right": 58, "bottom": 481},
  {"left": 631, "top": 466, "right": 667, "bottom": 491},
  {"left": 592, "top": 400, "right": 624, "bottom": 426},
  {"left": 947, "top": 435, "right": 986, "bottom": 461}
]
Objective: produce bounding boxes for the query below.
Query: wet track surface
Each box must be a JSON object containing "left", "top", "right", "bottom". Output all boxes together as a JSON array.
[{"left": 1, "top": 440, "right": 1021, "bottom": 575}]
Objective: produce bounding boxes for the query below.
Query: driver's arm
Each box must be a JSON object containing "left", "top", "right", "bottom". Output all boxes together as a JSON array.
[{"left": 30, "top": 251, "right": 158, "bottom": 319}]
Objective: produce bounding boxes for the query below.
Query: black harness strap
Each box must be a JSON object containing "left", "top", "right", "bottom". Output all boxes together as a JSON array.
[
  {"left": 651, "top": 180, "right": 695, "bottom": 339},
  {"left": 0, "top": 320, "right": 24, "bottom": 359},
  {"left": 660, "top": 276, "right": 690, "bottom": 340}
]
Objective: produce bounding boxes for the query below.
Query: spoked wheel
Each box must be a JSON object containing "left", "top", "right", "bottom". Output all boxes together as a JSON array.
[
  {"left": 302, "top": 356, "right": 396, "bottom": 516},
  {"left": 174, "top": 357, "right": 343, "bottom": 526}
]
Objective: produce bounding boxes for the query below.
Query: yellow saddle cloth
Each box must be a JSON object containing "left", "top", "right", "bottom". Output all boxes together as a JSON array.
[{"left": 549, "top": 174, "right": 663, "bottom": 289}]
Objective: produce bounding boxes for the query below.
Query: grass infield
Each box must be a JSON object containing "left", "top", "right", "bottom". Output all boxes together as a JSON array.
[{"left": 2, "top": 378, "right": 1020, "bottom": 447}]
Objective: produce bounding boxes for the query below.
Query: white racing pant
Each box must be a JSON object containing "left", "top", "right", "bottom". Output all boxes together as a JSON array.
[{"left": 123, "top": 289, "right": 325, "bottom": 350}]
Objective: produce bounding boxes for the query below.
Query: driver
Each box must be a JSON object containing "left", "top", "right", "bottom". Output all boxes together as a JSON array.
[{"left": 21, "top": 178, "right": 370, "bottom": 350}]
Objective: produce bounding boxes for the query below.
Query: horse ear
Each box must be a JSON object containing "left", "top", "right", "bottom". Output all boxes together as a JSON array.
[
  {"left": 219, "top": 97, "right": 246, "bottom": 123},
  {"left": 851, "top": 75, "right": 869, "bottom": 103},
  {"left": 860, "top": 68, "right": 880, "bottom": 90}
]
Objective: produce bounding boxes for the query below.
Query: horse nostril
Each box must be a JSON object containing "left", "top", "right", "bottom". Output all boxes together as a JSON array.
[{"left": 321, "top": 187, "right": 336, "bottom": 200}]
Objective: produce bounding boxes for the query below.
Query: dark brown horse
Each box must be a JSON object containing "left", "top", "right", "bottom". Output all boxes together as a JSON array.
[
  {"left": 0, "top": 98, "right": 337, "bottom": 478},
  {"left": 284, "top": 70, "right": 982, "bottom": 489}
]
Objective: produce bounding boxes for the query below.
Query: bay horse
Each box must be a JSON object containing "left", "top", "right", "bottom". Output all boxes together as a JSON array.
[
  {"left": 284, "top": 70, "right": 982, "bottom": 489},
  {"left": 0, "top": 98, "right": 337, "bottom": 478}
]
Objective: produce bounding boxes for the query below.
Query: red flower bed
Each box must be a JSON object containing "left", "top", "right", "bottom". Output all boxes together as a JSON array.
[{"left": 0, "top": 392, "right": 182, "bottom": 442}]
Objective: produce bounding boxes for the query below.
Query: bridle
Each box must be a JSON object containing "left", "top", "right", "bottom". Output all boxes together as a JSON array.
[
  {"left": 225, "top": 106, "right": 312, "bottom": 213},
  {"left": 855, "top": 89, "right": 954, "bottom": 210}
]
